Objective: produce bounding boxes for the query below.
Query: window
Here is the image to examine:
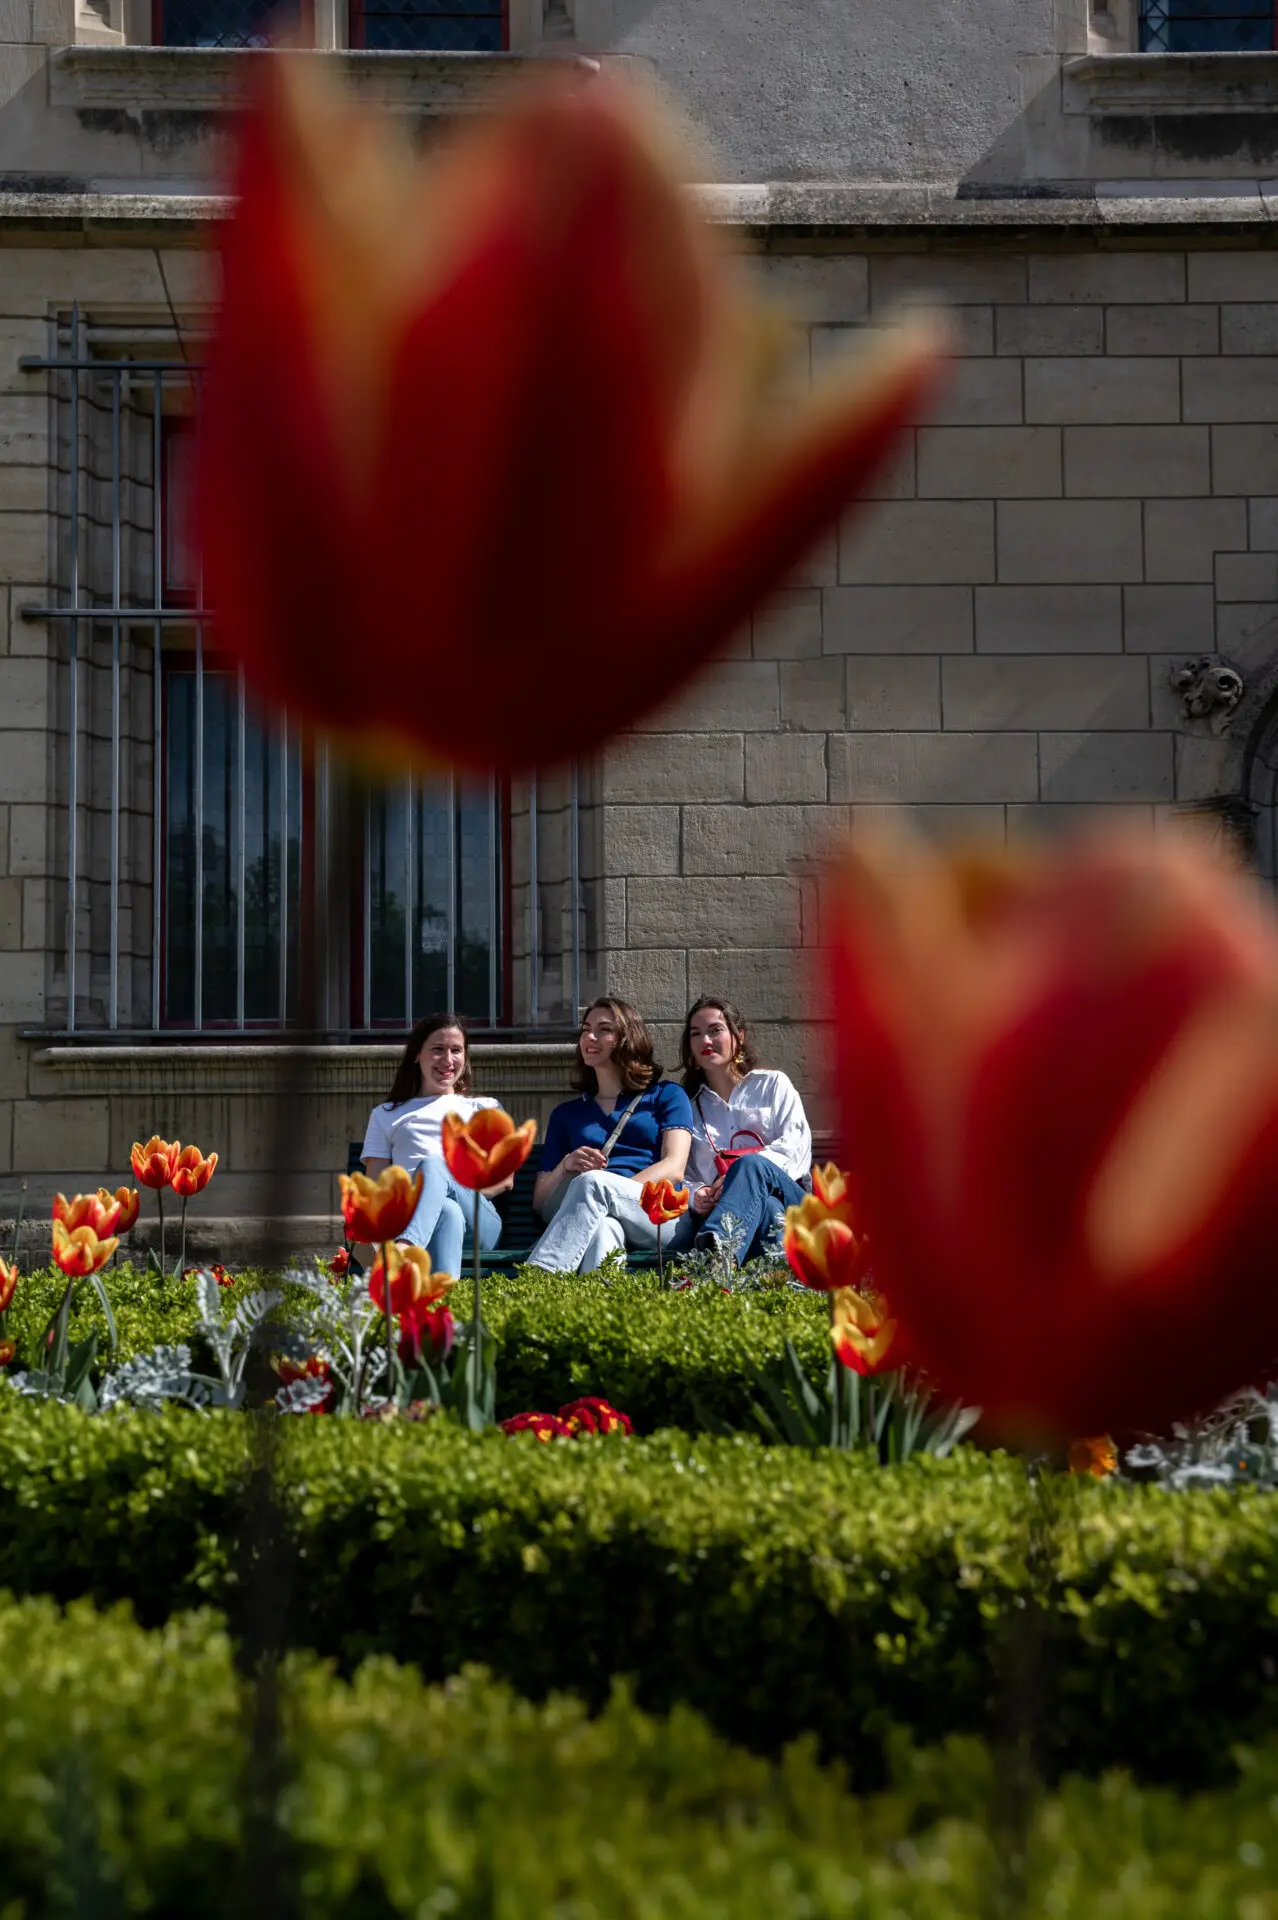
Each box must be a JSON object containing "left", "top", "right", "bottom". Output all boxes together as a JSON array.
[
  {"left": 1140, "top": 0, "right": 1278, "bottom": 50},
  {"left": 27, "top": 317, "right": 590, "bottom": 1038},
  {"left": 151, "top": 0, "right": 305, "bottom": 46},
  {"left": 348, "top": 0, "right": 506, "bottom": 51}
]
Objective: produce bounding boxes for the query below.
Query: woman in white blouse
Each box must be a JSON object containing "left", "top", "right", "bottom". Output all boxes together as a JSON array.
[{"left": 676, "top": 994, "right": 813, "bottom": 1266}]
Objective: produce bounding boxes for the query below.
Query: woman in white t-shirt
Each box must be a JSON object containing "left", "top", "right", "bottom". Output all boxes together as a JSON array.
[
  {"left": 360, "top": 1012, "right": 508, "bottom": 1276},
  {"left": 675, "top": 994, "right": 813, "bottom": 1267}
]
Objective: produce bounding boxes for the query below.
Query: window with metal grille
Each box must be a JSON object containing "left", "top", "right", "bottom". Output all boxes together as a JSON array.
[
  {"left": 1140, "top": 0, "right": 1278, "bottom": 49},
  {"left": 22, "top": 314, "right": 592, "bottom": 1039},
  {"left": 151, "top": 0, "right": 303, "bottom": 46},
  {"left": 349, "top": 0, "right": 506, "bottom": 52}
]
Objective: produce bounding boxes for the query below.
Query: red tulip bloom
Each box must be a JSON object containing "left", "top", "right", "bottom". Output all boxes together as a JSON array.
[
  {"left": 1069, "top": 1436, "right": 1118, "bottom": 1479},
  {"left": 0, "top": 1339, "right": 14, "bottom": 1367},
  {"left": 829, "top": 826, "right": 1278, "bottom": 1440},
  {"left": 327, "top": 1246, "right": 351, "bottom": 1277},
  {"left": 274, "top": 1353, "right": 334, "bottom": 1413},
  {"left": 640, "top": 1179, "right": 689, "bottom": 1226},
  {"left": 558, "top": 1396, "right": 633, "bottom": 1436},
  {"left": 99, "top": 1186, "right": 140, "bottom": 1234},
  {"left": 198, "top": 62, "right": 939, "bottom": 774},
  {"left": 52, "top": 1220, "right": 119, "bottom": 1278},
  {"left": 53, "top": 1191, "right": 123, "bottom": 1239},
  {"left": 830, "top": 1287, "right": 897, "bottom": 1377},
  {"left": 783, "top": 1194, "right": 872, "bottom": 1294},
  {"left": 132, "top": 1137, "right": 179, "bottom": 1189},
  {"left": 441, "top": 1110, "right": 538, "bottom": 1191},
  {"left": 340, "top": 1165, "right": 424, "bottom": 1244},
  {"left": 398, "top": 1300, "right": 455, "bottom": 1369},
  {"left": 170, "top": 1146, "right": 218, "bottom": 1198},
  {"left": 500, "top": 1411, "right": 572, "bottom": 1442},
  {"left": 368, "top": 1241, "right": 455, "bottom": 1319},
  {"left": 0, "top": 1257, "right": 18, "bottom": 1314}
]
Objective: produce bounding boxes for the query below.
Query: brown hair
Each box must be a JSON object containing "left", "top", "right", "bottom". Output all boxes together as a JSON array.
[
  {"left": 570, "top": 997, "right": 662, "bottom": 1096},
  {"left": 384, "top": 1013, "right": 474, "bottom": 1108},
  {"left": 679, "top": 995, "right": 761, "bottom": 1095}
]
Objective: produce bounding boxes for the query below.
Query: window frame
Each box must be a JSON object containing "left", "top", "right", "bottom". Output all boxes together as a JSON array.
[{"left": 346, "top": 0, "right": 508, "bottom": 52}]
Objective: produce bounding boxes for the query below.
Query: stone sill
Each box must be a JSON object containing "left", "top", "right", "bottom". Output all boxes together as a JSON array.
[
  {"left": 1064, "top": 51, "right": 1278, "bottom": 117},
  {"left": 48, "top": 45, "right": 601, "bottom": 116},
  {"left": 33, "top": 1041, "right": 578, "bottom": 1099}
]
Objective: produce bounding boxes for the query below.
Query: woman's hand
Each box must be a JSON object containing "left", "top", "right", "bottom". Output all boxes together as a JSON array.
[
  {"left": 563, "top": 1146, "right": 608, "bottom": 1177},
  {"left": 691, "top": 1180, "right": 723, "bottom": 1215},
  {"left": 482, "top": 1175, "right": 516, "bottom": 1198}
]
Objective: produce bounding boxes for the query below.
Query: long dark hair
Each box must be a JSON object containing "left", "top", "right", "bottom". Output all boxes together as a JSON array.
[
  {"left": 384, "top": 1012, "right": 474, "bottom": 1107},
  {"left": 679, "top": 995, "right": 760, "bottom": 1095},
  {"left": 570, "top": 997, "right": 662, "bottom": 1096}
]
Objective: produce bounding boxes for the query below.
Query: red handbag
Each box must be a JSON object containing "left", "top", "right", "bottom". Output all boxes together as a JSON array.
[{"left": 713, "top": 1130, "right": 767, "bottom": 1177}]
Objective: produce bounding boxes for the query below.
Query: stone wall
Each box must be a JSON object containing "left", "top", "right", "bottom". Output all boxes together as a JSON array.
[{"left": 600, "top": 232, "right": 1278, "bottom": 1113}]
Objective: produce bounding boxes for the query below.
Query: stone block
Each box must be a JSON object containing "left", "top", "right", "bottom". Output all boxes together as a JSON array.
[
  {"left": 6, "top": 802, "right": 48, "bottom": 875},
  {"left": 754, "top": 253, "right": 870, "bottom": 324},
  {"left": 681, "top": 804, "right": 843, "bottom": 877},
  {"left": 925, "top": 358, "right": 1024, "bottom": 427},
  {"left": 1007, "top": 802, "right": 1156, "bottom": 840},
  {"left": 1216, "top": 550, "right": 1278, "bottom": 603},
  {"left": 745, "top": 734, "right": 827, "bottom": 804},
  {"left": 823, "top": 584, "right": 973, "bottom": 654},
  {"left": 1184, "top": 358, "right": 1278, "bottom": 424},
  {"left": 21, "top": 874, "right": 47, "bottom": 947},
  {"left": 1211, "top": 426, "right": 1278, "bottom": 496},
  {"left": 780, "top": 658, "right": 845, "bottom": 731},
  {"left": 1106, "top": 305, "right": 1220, "bottom": 355},
  {"left": 1215, "top": 602, "right": 1278, "bottom": 673},
  {"left": 0, "top": 250, "right": 169, "bottom": 319},
  {"left": 13, "top": 1094, "right": 108, "bottom": 1173},
  {"left": 1175, "top": 734, "right": 1240, "bottom": 804},
  {"left": 869, "top": 253, "right": 1028, "bottom": 311},
  {"left": 847, "top": 802, "right": 1007, "bottom": 844},
  {"left": 1063, "top": 425, "right": 1209, "bottom": 498},
  {"left": 752, "top": 589, "right": 822, "bottom": 659},
  {"left": 846, "top": 655, "right": 940, "bottom": 730},
  {"left": 839, "top": 502, "right": 995, "bottom": 585},
  {"left": 0, "top": 729, "right": 46, "bottom": 804},
  {"left": 603, "top": 733, "right": 743, "bottom": 804},
  {"left": 997, "top": 500, "right": 1144, "bottom": 583},
  {"left": 942, "top": 655, "right": 1148, "bottom": 731},
  {"left": 0, "top": 394, "right": 48, "bottom": 468},
  {"left": 1249, "top": 498, "right": 1278, "bottom": 551},
  {"left": 0, "top": 655, "right": 48, "bottom": 728},
  {"left": 0, "top": 2, "right": 31, "bottom": 40},
  {"left": 1025, "top": 357, "right": 1181, "bottom": 425},
  {"left": 1221, "top": 304, "right": 1278, "bottom": 354},
  {"left": 625, "top": 876, "right": 805, "bottom": 949},
  {"left": 28, "top": 0, "right": 73, "bottom": 44},
  {"left": 601, "top": 877, "right": 626, "bottom": 950},
  {"left": 975, "top": 584, "right": 1122, "bottom": 653},
  {"left": 1187, "top": 252, "right": 1278, "bottom": 302},
  {"left": 1143, "top": 498, "right": 1248, "bottom": 581},
  {"left": 631, "top": 661, "right": 778, "bottom": 733},
  {"left": 863, "top": 429, "right": 916, "bottom": 502},
  {"left": 916, "top": 426, "right": 1061, "bottom": 499},
  {"left": 0, "top": 874, "right": 18, "bottom": 946},
  {"left": 1039, "top": 731, "right": 1174, "bottom": 803},
  {"left": 1028, "top": 252, "right": 1186, "bottom": 304},
  {"left": 996, "top": 304, "right": 1103, "bottom": 356},
  {"left": 0, "top": 1025, "right": 29, "bottom": 1101},
  {"left": 0, "top": 43, "right": 42, "bottom": 111},
  {"left": 686, "top": 947, "right": 816, "bottom": 1024},
  {"left": 1122, "top": 583, "right": 1215, "bottom": 653},
  {"left": 0, "top": 467, "right": 48, "bottom": 514},
  {"left": 601, "top": 806, "right": 680, "bottom": 876},
  {"left": 828, "top": 731, "right": 1039, "bottom": 805},
  {"left": 604, "top": 948, "right": 688, "bottom": 1021}
]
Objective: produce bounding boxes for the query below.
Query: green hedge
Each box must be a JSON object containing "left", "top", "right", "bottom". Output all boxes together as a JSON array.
[
  {"left": 5, "top": 1589, "right": 1278, "bottom": 1918},
  {"left": 2, "top": 1400, "right": 1276, "bottom": 1785},
  {"left": 2, "top": 1263, "right": 829, "bottom": 1431}
]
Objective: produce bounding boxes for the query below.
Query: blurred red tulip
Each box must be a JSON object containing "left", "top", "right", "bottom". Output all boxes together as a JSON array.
[
  {"left": 340, "top": 1165, "right": 424, "bottom": 1244},
  {"left": 368, "top": 1241, "right": 454, "bottom": 1319},
  {"left": 441, "top": 1110, "right": 537, "bottom": 1190},
  {"left": 830, "top": 1287, "right": 897, "bottom": 1376},
  {"left": 327, "top": 1246, "right": 352, "bottom": 1277},
  {"left": 132, "top": 1137, "right": 178, "bottom": 1189},
  {"left": 99, "top": 1186, "right": 140, "bottom": 1234},
  {"left": 0, "top": 1257, "right": 19, "bottom": 1314},
  {"left": 829, "top": 826, "right": 1278, "bottom": 1439},
  {"left": 52, "top": 1219, "right": 118, "bottom": 1278},
  {"left": 0, "top": 1339, "right": 14, "bottom": 1367},
  {"left": 53, "top": 1191, "right": 122, "bottom": 1239},
  {"left": 198, "top": 62, "right": 940, "bottom": 772},
  {"left": 783, "top": 1193, "right": 872, "bottom": 1294}
]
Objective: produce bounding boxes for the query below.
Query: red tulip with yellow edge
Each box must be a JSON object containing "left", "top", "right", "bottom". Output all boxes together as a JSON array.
[
  {"left": 1069, "top": 1436, "right": 1118, "bottom": 1479},
  {"left": 0, "top": 1257, "right": 19, "bottom": 1314},
  {"left": 53, "top": 1191, "right": 123, "bottom": 1239},
  {"left": 784, "top": 1193, "right": 872, "bottom": 1294},
  {"left": 170, "top": 1146, "right": 218, "bottom": 1198},
  {"left": 52, "top": 1218, "right": 119, "bottom": 1278},
  {"left": 441, "top": 1110, "right": 537, "bottom": 1190},
  {"left": 197, "top": 62, "right": 941, "bottom": 774},
  {"left": 99, "top": 1186, "right": 140, "bottom": 1235},
  {"left": 131, "top": 1136, "right": 178, "bottom": 1189},
  {"left": 830, "top": 1286, "right": 898, "bottom": 1377},
  {"left": 339, "top": 1164, "right": 424, "bottom": 1244},
  {"left": 810, "top": 1163, "right": 856, "bottom": 1221},
  {"left": 368, "top": 1241, "right": 455, "bottom": 1320},
  {"left": 828, "top": 824, "right": 1278, "bottom": 1441}
]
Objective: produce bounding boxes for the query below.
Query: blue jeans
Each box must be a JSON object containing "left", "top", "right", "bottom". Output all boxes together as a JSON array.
[
  {"left": 401, "top": 1156, "right": 502, "bottom": 1278},
  {"left": 682, "top": 1155, "right": 807, "bottom": 1266}
]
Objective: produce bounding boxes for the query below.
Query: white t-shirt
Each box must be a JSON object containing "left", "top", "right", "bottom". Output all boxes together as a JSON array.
[
  {"left": 360, "top": 1093, "right": 502, "bottom": 1172},
  {"left": 685, "top": 1070, "right": 812, "bottom": 1190}
]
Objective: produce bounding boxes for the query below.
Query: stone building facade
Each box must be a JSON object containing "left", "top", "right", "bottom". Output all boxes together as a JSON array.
[{"left": 3, "top": 1, "right": 1278, "bottom": 1250}]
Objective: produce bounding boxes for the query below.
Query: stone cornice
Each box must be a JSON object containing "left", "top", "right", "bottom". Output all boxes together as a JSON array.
[
  {"left": 1064, "top": 50, "right": 1278, "bottom": 118},
  {"left": 32, "top": 1042, "right": 578, "bottom": 1100}
]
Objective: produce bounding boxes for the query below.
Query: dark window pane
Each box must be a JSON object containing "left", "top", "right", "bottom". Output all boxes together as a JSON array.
[
  {"left": 158, "top": 0, "right": 299, "bottom": 46},
  {"left": 354, "top": 0, "right": 504, "bottom": 52},
  {"left": 1141, "top": 0, "right": 1276, "bottom": 49},
  {"left": 367, "top": 779, "right": 498, "bottom": 1026}
]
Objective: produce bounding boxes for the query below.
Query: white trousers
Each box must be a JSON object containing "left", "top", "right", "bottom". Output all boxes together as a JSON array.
[{"left": 527, "top": 1168, "right": 684, "bottom": 1275}]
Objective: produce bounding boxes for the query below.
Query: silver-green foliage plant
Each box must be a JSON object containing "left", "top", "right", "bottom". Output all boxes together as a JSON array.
[{"left": 1126, "top": 1382, "right": 1278, "bottom": 1490}]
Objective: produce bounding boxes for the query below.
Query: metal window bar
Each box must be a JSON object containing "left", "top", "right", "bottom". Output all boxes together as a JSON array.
[{"left": 22, "top": 329, "right": 577, "bottom": 1036}]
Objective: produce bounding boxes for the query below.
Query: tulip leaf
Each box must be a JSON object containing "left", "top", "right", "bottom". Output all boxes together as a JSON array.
[{"left": 85, "top": 1273, "right": 118, "bottom": 1357}]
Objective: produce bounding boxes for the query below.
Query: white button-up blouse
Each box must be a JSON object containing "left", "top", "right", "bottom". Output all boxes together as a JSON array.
[{"left": 684, "top": 1069, "right": 813, "bottom": 1190}]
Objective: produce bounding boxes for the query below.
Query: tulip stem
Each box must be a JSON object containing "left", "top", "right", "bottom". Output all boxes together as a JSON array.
[
  {"left": 157, "top": 1189, "right": 165, "bottom": 1282},
  {"left": 656, "top": 1223, "right": 664, "bottom": 1288},
  {"left": 178, "top": 1195, "right": 189, "bottom": 1279},
  {"left": 472, "top": 1187, "right": 483, "bottom": 1414},
  {"left": 382, "top": 1241, "right": 396, "bottom": 1408}
]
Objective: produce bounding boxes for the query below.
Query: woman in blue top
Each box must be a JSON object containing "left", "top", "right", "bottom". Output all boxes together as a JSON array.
[{"left": 528, "top": 997, "right": 694, "bottom": 1275}]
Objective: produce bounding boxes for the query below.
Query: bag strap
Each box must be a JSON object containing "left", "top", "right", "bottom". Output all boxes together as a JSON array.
[{"left": 599, "top": 1089, "right": 646, "bottom": 1164}]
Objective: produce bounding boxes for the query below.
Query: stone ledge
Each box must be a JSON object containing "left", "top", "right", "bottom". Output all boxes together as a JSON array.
[
  {"left": 48, "top": 45, "right": 601, "bottom": 115},
  {"left": 31, "top": 1042, "right": 578, "bottom": 1100},
  {"left": 1064, "top": 51, "right": 1278, "bottom": 117}
]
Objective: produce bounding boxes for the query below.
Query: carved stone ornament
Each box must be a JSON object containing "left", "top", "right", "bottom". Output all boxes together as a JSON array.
[{"left": 1169, "top": 657, "right": 1244, "bottom": 730}]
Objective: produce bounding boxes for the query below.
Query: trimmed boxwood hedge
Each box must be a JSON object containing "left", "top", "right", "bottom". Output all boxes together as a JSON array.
[
  {"left": 5, "top": 1589, "right": 1278, "bottom": 1918},
  {"left": 1, "top": 1263, "right": 829, "bottom": 1430},
  {"left": 1, "top": 1399, "right": 1276, "bottom": 1786}
]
